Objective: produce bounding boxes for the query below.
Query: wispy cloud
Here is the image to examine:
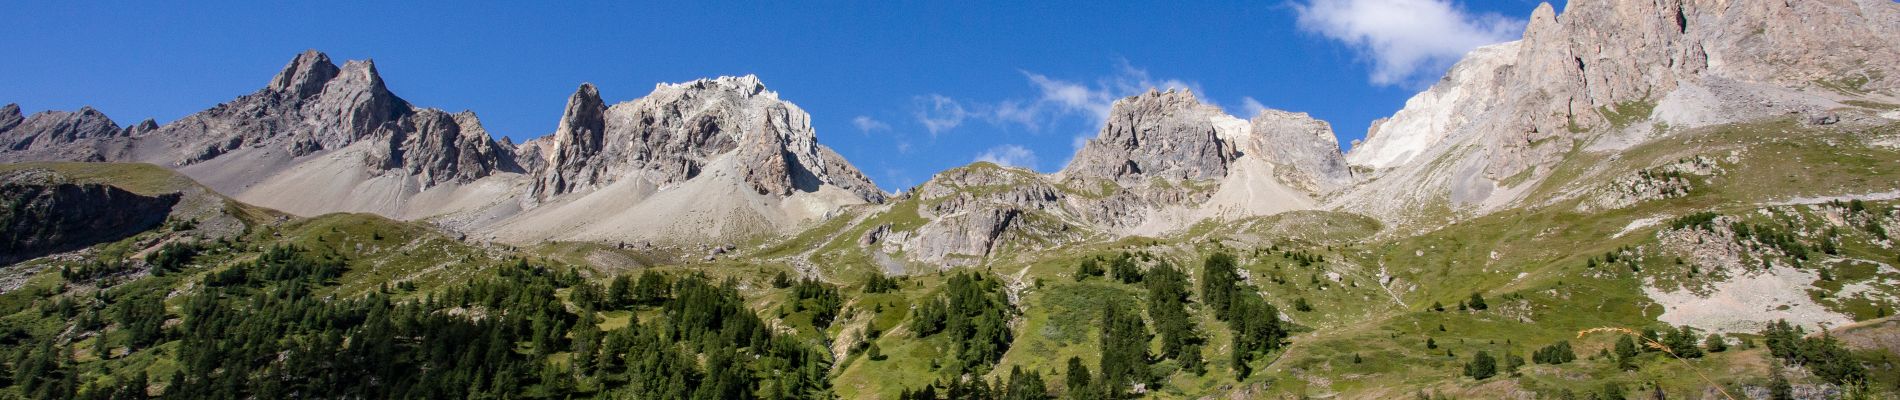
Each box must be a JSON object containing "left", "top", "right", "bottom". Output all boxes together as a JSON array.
[
  {"left": 1293, "top": 0, "right": 1524, "bottom": 86},
  {"left": 914, "top": 60, "right": 1206, "bottom": 136},
  {"left": 974, "top": 144, "right": 1039, "bottom": 170},
  {"left": 851, "top": 115, "right": 890, "bottom": 133},
  {"left": 913, "top": 94, "right": 971, "bottom": 136},
  {"left": 1239, "top": 97, "right": 1268, "bottom": 118}
]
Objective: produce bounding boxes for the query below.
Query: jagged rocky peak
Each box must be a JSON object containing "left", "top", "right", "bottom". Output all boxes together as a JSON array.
[
  {"left": 1063, "top": 88, "right": 1236, "bottom": 185},
  {"left": 1333, "top": 0, "right": 1900, "bottom": 225},
  {"left": 268, "top": 49, "right": 341, "bottom": 98},
  {"left": 0, "top": 104, "right": 23, "bottom": 132},
  {"left": 148, "top": 49, "right": 418, "bottom": 165},
  {"left": 533, "top": 83, "right": 608, "bottom": 197},
  {"left": 533, "top": 75, "right": 885, "bottom": 203},
  {"left": 123, "top": 119, "right": 159, "bottom": 136},
  {"left": 1244, "top": 109, "right": 1352, "bottom": 193},
  {"left": 371, "top": 108, "right": 522, "bottom": 188},
  {"left": 1482, "top": 0, "right": 1900, "bottom": 180},
  {"left": 0, "top": 105, "right": 124, "bottom": 152}
]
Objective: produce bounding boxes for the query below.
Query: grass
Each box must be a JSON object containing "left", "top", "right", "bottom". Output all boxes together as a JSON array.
[{"left": 1601, "top": 99, "right": 1658, "bottom": 130}]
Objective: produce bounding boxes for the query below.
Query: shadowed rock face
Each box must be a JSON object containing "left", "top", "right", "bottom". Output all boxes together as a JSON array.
[{"left": 0, "top": 169, "right": 179, "bottom": 265}]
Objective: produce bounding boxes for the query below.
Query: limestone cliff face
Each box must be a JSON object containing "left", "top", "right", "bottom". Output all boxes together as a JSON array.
[
  {"left": 1339, "top": 0, "right": 1900, "bottom": 226},
  {"left": 1488, "top": 0, "right": 1900, "bottom": 179},
  {"left": 1063, "top": 89, "right": 1235, "bottom": 185},
  {"left": 529, "top": 75, "right": 884, "bottom": 204},
  {"left": 534, "top": 83, "right": 608, "bottom": 197},
  {"left": 1245, "top": 110, "right": 1352, "bottom": 194}
]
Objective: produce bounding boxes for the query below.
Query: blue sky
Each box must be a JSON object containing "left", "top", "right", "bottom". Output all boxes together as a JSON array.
[{"left": 1, "top": 0, "right": 1548, "bottom": 191}]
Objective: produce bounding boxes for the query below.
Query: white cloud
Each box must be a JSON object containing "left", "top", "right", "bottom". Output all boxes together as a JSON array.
[
  {"left": 910, "top": 61, "right": 1206, "bottom": 136},
  {"left": 852, "top": 115, "right": 890, "bottom": 133},
  {"left": 1293, "top": 0, "right": 1524, "bottom": 86},
  {"left": 913, "top": 94, "right": 970, "bottom": 136},
  {"left": 1025, "top": 72, "right": 1115, "bottom": 121},
  {"left": 974, "top": 144, "right": 1039, "bottom": 170},
  {"left": 1239, "top": 97, "right": 1268, "bottom": 118}
]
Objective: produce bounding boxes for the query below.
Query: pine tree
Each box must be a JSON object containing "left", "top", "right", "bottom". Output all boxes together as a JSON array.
[
  {"left": 1001, "top": 366, "right": 1049, "bottom": 400},
  {"left": 1704, "top": 334, "right": 1727, "bottom": 353},
  {"left": 1075, "top": 258, "right": 1103, "bottom": 281},
  {"left": 1769, "top": 362, "right": 1794, "bottom": 400},
  {"left": 1463, "top": 351, "right": 1497, "bottom": 380},
  {"left": 1615, "top": 336, "right": 1641, "bottom": 371},
  {"left": 1201, "top": 252, "right": 1240, "bottom": 320},
  {"left": 1467, "top": 292, "right": 1488, "bottom": 310},
  {"left": 1109, "top": 252, "right": 1142, "bottom": 284},
  {"left": 1098, "top": 302, "right": 1150, "bottom": 396},
  {"left": 1533, "top": 341, "right": 1576, "bottom": 364},
  {"left": 1502, "top": 352, "right": 1525, "bottom": 376},
  {"left": 1665, "top": 325, "right": 1704, "bottom": 358},
  {"left": 1064, "top": 356, "right": 1092, "bottom": 400},
  {"left": 1144, "top": 262, "right": 1197, "bottom": 362}
]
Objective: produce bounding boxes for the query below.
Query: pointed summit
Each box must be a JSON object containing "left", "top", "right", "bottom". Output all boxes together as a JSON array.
[
  {"left": 555, "top": 83, "right": 607, "bottom": 156},
  {"left": 268, "top": 49, "right": 340, "bottom": 98},
  {"left": 123, "top": 119, "right": 159, "bottom": 136},
  {"left": 1063, "top": 89, "right": 1234, "bottom": 184},
  {"left": 534, "top": 83, "right": 608, "bottom": 198},
  {"left": 0, "top": 104, "right": 22, "bottom": 133}
]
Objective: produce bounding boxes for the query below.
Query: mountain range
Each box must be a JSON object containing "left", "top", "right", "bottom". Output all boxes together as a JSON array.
[{"left": 5, "top": 0, "right": 1900, "bottom": 398}]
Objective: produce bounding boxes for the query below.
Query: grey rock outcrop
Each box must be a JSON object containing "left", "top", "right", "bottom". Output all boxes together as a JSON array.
[
  {"left": 897, "top": 163, "right": 1081, "bottom": 267},
  {"left": 1479, "top": 0, "right": 1900, "bottom": 181},
  {"left": 530, "top": 75, "right": 884, "bottom": 204},
  {"left": 1339, "top": 0, "right": 1900, "bottom": 227},
  {"left": 1063, "top": 89, "right": 1234, "bottom": 184},
  {"left": 0, "top": 104, "right": 22, "bottom": 133},
  {"left": 1245, "top": 109, "right": 1352, "bottom": 193},
  {"left": 0, "top": 106, "right": 124, "bottom": 154},
  {"left": 534, "top": 84, "right": 608, "bottom": 197},
  {"left": 886, "top": 91, "right": 1349, "bottom": 266},
  {"left": 369, "top": 109, "right": 522, "bottom": 187}
]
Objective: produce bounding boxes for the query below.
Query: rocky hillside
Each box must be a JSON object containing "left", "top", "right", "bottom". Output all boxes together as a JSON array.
[
  {"left": 766, "top": 89, "right": 1353, "bottom": 269},
  {"left": 1336, "top": 0, "right": 1900, "bottom": 229},
  {"left": 0, "top": 169, "right": 178, "bottom": 265}
]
